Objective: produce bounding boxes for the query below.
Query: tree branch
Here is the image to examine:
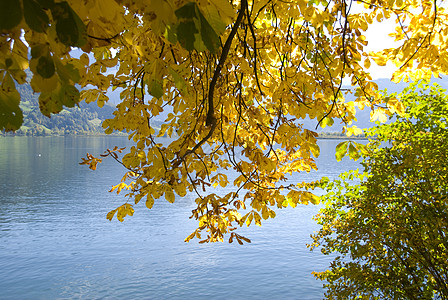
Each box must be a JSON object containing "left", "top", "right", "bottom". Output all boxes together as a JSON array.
[{"left": 206, "top": 0, "right": 247, "bottom": 126}]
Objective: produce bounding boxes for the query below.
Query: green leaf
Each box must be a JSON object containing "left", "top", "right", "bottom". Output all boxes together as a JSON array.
[
  {"left": 8, "top": 69, "right": 27, "bottom": 84},
  {"left": 335, "top": 141, "right": 348, "bottom": 161},
  {"left": 31, "top": 44, "right": 46, "bottom": 59},
  {"left": 175, "top": 2, "right": 197, "bottom": 19},
  {"left": 23, "top": 0, "right": 49, "bottom": 32},
  {"left": 169, "top": 67, "right": 189, "bottom": 96},
  {"left": 39, "top": 91, "right": 63, "bottom": 117},
  {"left": 320, "top": 117, "right": 334, "bottom": 128},
  {"left": 60, "top": 84, "right": 80, "bottom": 107},
  {"left": 319, "top": 176, "right": 330, "bottom": 188},
  {"left": 5, "top": 58, "right": 13, "bottom": 69},
  {"left": 0, "top": 73, "right": 23, "bottom": 131},
  {"left": 165, "top": 24, "right": 178, "bottom": 44},
  {"left": 52, "top": 2, "right": 86, "bottom": 46},
  {"left": 55, "top": 60, "right": 80, "bottom": 84},
  {"left": 173, "top": 2, "right": 220, "bottom": 52},
  {"left": 348, "top": 143, "right": 361, "bottom": 160},
  {"left": 175, "top": 2, "right": 205, "bottom": 51},
  {"left": 198, "top": 11, "right": 219, "bottom": 53},
  {"left": 176, "top": 21, "right": 198, "bottom": 51},
  {"left": 36, "top": 55, "right": 55, "bottom": 79},
  {"left": 36, "top": 0, "right": 54, "bottom": 9},
  {"left": 148, "top": 79, "right": 164, "bottom": 99},
  {"left": 38, "top": 83, "right": 80, "bottom": 116},
  {"left": 0, "top": 0, "right": 22, "bottom": 30}
]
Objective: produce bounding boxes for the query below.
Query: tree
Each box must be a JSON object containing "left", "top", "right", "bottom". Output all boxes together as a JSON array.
[
  {"left": 310, "top": 83, "right": 448, "bottom": 299},
  {"left": 1, "top": 0, "right": 448, "bottom": 243}
]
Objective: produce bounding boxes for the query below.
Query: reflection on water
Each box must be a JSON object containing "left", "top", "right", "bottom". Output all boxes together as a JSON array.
[{"left": 0, "top": 136, "right": 362, "bottom": 299}]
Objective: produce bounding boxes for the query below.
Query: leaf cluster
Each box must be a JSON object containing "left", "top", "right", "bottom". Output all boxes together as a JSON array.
[
  {"left": 3, "top": 0, "right": 448, "bottom": 243},
  {"left": 311, "top": 83, "right": 448, "bottom": 299}
]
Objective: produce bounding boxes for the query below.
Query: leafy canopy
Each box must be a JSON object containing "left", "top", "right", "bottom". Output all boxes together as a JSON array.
[
  {"left": 2, "top": 0, "right": 448, "bottom": 242},
  {"left": 310, "top": 83, "right": 448, "bottom": 299}
]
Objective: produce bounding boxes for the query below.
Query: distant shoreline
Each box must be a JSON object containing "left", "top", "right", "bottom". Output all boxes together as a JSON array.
[
  {"left": 0, "top": 132, "right": 127, "bottom": 137},
  {"left": 1, "top": 133, "right": 369, "bottom": 141},
  {"left": 317, "top": 136, "right": 368, "bottom": 140}
]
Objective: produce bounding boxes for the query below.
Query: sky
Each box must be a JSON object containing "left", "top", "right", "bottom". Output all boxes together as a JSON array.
[{"left": 364, "top": 19, "right": 399, "bottom": 80}]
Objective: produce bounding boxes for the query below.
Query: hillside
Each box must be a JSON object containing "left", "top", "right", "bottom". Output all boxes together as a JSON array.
[
  {"left": 4, "top": 77, "right": 446, "bottom": 137},
  {"left": 3, "top": 82, "right": 118, "bottom": 136}
]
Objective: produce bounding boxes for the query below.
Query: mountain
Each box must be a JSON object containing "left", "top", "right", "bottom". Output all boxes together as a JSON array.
[
  {"left": 4, "top": 83, "right": 117, "bottom": 136},
  {"left": 6, "top": 77, "right": 447, "bottom": 136}
]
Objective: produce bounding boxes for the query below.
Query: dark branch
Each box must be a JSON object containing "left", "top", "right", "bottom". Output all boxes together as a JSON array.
[{"left": 206, "top": 0, "right": 247, "bottom": 126}]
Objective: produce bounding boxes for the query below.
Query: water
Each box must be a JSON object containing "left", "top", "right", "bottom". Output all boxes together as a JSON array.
[{"left": 0, "top": 136, "right": 361, "bottom": 299}]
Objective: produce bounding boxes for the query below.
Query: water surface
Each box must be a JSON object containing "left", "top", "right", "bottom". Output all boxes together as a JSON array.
[{"left": 0, "top": 136, "right": 361, "bottom": 299}]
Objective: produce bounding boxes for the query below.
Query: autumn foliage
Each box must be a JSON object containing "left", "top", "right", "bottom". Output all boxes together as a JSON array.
[
  {"left": 311, "top": 83, "right": 448, "bottom": 299},
  {"left": 1, "top": 0, "right": 448, "bottom": 243}
]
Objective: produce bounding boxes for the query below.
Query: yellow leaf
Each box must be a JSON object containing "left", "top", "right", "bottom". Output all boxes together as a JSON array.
[
  {"left": 364, "top": 58, "right": 371, "bottom": 69},
  {"left": 184, "top": 231, "right": 196, "bottom": 243},
  {"left": 254, "top": 212, "right": 262, "bottom": 226},
  {"left": 302, "top": 191, "right": 320, "bottom": 205},
  {"left": 125, "top": 204, "right": 135, "bottom": 216},
  {"left": 372, "top": 54, "right": 387, "bottom": 66},
  {"left": 165, "top": 189, "right": 175, "bottom": 203},
  {"left": 310, "top": 143, "right": 320, "bottom": 158},
  {"left": 146, "top": 195, "right": 155, "bottom": 209},
  {"left": 106, "top": 209, "right": 117, "bottom": 221},
  {"left": 80, "top": 53, "right": 89, "bottom": 66},
  {"left": 345, "top": 125, "right": 363, "bottom": 137},
  {"left": 30, "top": 73, "right": 59, "bottom": 93},
  {"left": 371, "top": 108, "right": 388, "bottom": 123},
  {"left": 246, "top": 213, "right": 253, "bottom": 226},
  {"left": 262, "top": 207, "right": 269, "bottom": 220},
  {"left": 335, "top": 141, "right": 349, "bottom": 161}
]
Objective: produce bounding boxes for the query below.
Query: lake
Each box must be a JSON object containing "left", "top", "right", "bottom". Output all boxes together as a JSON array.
[{"left": 0, "top": 136, "right": 362, "bottom": 299}]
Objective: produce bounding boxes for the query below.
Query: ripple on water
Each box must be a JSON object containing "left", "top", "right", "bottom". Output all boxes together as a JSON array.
[{"left": 0, "top": 137, "right": 354, "bottom": 299}]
